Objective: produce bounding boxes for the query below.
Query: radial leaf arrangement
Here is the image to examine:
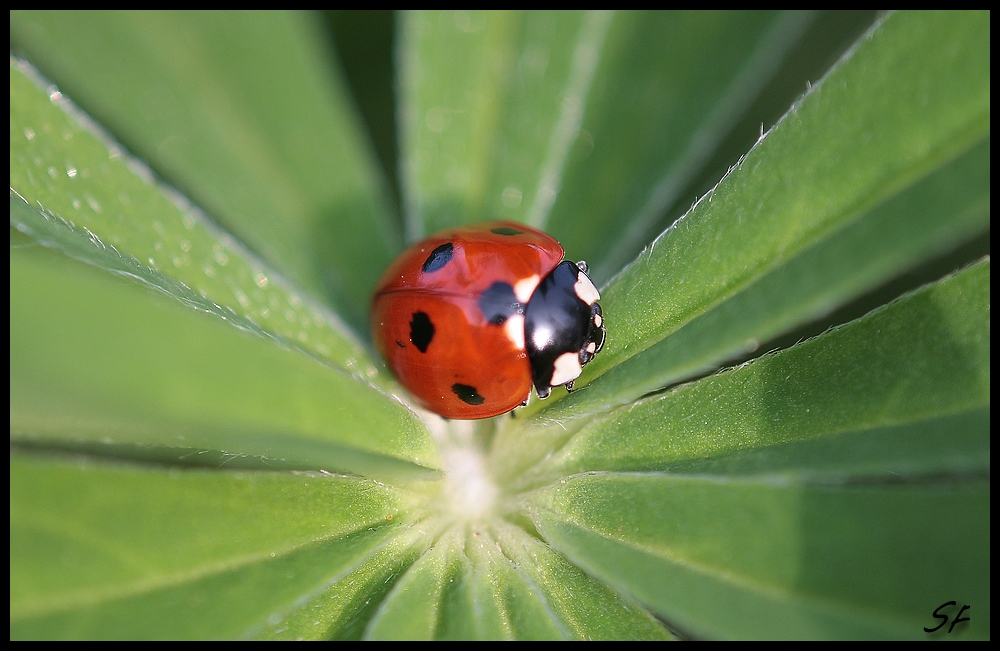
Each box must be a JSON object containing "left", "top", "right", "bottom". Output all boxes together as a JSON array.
[{"left": 10, "top": 10, "right": 989, "bottom": 640}]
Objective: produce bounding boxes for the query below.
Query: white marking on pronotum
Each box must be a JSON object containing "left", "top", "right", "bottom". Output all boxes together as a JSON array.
[
  {"left": 504, "top": 314, "right": 526, "bottom": 351},
  {"left": 513, "top": 275, "right": 540, "bottom": 304},
  {"left": 550, "top": 352, "right": 584, "bottom": 387},
  {"left": 574, "top": 272, "right": 600, "bottom": 305}
]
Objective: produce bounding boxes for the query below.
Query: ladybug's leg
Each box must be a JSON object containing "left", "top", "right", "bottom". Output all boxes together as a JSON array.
[{"left": 565, "top": 380, "right": 575, "bottom": 393}]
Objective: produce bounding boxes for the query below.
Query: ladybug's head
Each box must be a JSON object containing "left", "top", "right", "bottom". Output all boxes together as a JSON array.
[{"left": 523, "top": 260, "right": 606, "bottom": 399}]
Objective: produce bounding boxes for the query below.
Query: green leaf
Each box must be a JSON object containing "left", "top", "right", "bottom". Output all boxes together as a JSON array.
[
  {"left": 10, "top": 233, "right": 438, "bottom": 479},
  {"left": 361, "top": 523, "right": 671, "bottom": 639},
  {"left": 9, "top": 58, "right": 378, "bottom": 380},
  {"left": 502, "top": 257, "right": 990, "bottom": 486},
  {"left": 10, "top": 453, "right": 407, "bottom": 639},
  {"left": 10, "top": 11, "right": 400, "bottom": 334},
  {"left": 493, "top": 521, "right": 672, "bottom": 640},
  {"left": 256, "top": 522, "right": 430, "bottom": 640},
  {"left": 529, "top": 10, "right": 989, "bottom": 421},
  {"left": 398, "top": 10, "right": 803, "bottom": 252},
  {"left": 520, "top": 260, "right": 990, "bottom": 638},
  {"left": 527, "top": 474, "right": 988, "bottom": 640},
  {"left": 547, "top": 11, "right": 815, "bottom": 279},
  {"left": 363, "top": 526, "right": 463, "bottom": 639},
  {"left": 399, "top": 10, "right": 600, "bottom": 238}
]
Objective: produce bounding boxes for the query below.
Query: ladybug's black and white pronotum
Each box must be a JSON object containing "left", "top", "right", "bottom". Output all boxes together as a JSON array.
[{"left": 371, "top": 221, "right": 606, "bottom": 419}]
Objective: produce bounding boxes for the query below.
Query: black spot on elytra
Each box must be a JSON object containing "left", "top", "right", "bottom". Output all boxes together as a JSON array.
[
  {"left": 422, "top": 243, "right": 453, "bottom": 273},
  {"left": 409, "top": 311, "right": 434, "bottom": 353},
  {"left": 491, "top": 226, "right": 524, "bottom": 236},
  {"left": 478, "top": 281, "right": 521, "bottom": 325},
  {"left": 452, "top": 383, "right": 485, "bottom": 405}
]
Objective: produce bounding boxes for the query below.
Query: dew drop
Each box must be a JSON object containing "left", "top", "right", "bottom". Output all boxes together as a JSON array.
[
  {"left": 425, "top": 107, "right": 450, "bottom": 134},
  {"left": 85, "top": 194, "right": 102, "bottom": 214},
  {"left": 501, "top": 186, "right": 523, "bottom": 208}
]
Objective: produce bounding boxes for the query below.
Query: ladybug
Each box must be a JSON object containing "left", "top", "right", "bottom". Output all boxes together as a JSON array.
[{"left": 371, "top": 221, "right": 606, "bottom": 419}]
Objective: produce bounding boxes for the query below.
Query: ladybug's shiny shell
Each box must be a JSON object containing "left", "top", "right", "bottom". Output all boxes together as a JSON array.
[{"left": 371, "top": 221, "right": 604, "bottom": 419}]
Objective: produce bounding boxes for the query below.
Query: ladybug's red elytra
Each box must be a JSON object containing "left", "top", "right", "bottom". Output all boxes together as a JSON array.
[{"left": 371, "top": 221, "right": 605, "bottom": 419}]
